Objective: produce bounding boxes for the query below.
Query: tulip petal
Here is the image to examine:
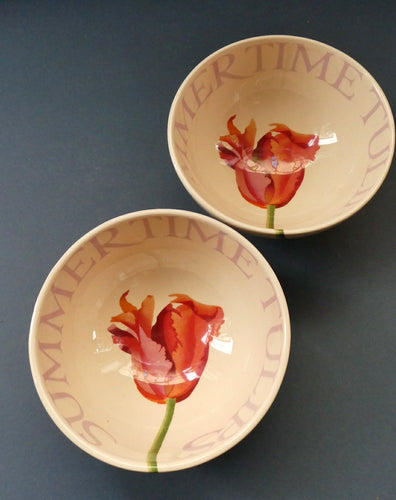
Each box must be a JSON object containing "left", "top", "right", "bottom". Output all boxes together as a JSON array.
[
  {"left": 270, "top": 123, "right": 320, "bottom": 162},
  {"left": 217, "top": 117, "right": 320, "bottom": 209},
  {"left": 136, "top": 295, "right": 155, "bottom": 338},
  {"left": 217, "top": 116, "right": 257, "bottom": 169},
  {"left": 165, "top": 295, "right": 224, "bottom": 378},
  {"left": 170, "top": 294, "right": 224, "bottom": 327},
  {"left": 119, "top": 290, "right": 138, "bottom": 313},
  {"left": 110, "top": 311, "right": 137, "bottom": 330},
  {"left": 108, "top": 292, "right": 224, "bottom": 404},
  {"left": 134, "top": 380, "right": 168, "bottom": 403},
  {"left": 137, "top": 325, "right": 173, "bottom": 377},
  {"left": 108, "top": 324, "right": 139, "bottom": 355},
  {"left": 226, "top": 114, "right": 241, "bottom": 135},
  {"left": 169, "top": 304, "right": 211, "bottom": 378},
  {"left": 151, "top": 295, "right": 224, "bottom": 384},
  {"left": 268, "top": 169, "right": 305, "bottom": 208},
  {"left": 135, "top": 378, "right": 199, "bottom": 404},
  {"left": 253, "top": 131, "right": 274, "bottom": 161},
  {"left": 234, "top": 167, "right": 272, "bottom": 208}
]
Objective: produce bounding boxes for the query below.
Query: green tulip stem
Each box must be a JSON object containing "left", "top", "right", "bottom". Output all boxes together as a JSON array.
[
  {"left": 147, "top": 397, "right": 176, "bottom": 472},
  {"left": 266, "top": 205, "right": 275, "bottom": 229}
]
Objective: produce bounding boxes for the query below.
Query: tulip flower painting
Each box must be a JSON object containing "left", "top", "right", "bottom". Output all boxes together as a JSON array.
[
  {"left": 108, "top": 291, "right": 224, "bottom": 472},
  {"left": 216, "top": 116, "right": 320, "bottom": 232}
]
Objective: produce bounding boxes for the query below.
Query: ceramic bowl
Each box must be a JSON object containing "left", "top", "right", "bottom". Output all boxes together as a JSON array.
[
  {"left": 168, "top": 35, "right": 394, "bottom": 237},
  {"left": 29, "top": 209, "right": 290, "bottom": 472}
]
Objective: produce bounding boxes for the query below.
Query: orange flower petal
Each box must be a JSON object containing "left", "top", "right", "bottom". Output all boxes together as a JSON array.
[
  {"left": 226, "top": 114, "right": 241, "bottom": 135},
  {"left": 235, "top": 167, "right": 272, "bottom": 208},
  {"left": 219, "top": 118, "right": 321, "bottom": 209},
  {"left": 109, "top": 293, "right": 224, "bottom": 404},
  {"left": 268, "top": 170, "right": 305, "bottom": 208},
  {"left": 136, "top": 295, "right": 154, "bottom": 338},
  {"left": 110, "top": 311, "right": 136, "bottom": 329},
  {"left": 119, "top": 290, "right": 137, "bottom": 313},
  {"left": 270, "top": 123, "right": 320, "bottom": 162},
  {"left": 217, "top": 115, "right": 257, "bottom": 169}
]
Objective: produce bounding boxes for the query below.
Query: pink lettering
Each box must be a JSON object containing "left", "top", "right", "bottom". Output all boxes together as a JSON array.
[
  {"left": 132, "top": 217, "right": 157, "bottom": 239},
  {"left": 368, "top": 122, "right": 391, "bottom": 160},
  {"left": 173, "top": 142, "right": 189, "bottom": 163},
  {"left": 89, "top": 226, "right": 144, "bottom": 259},
  {"left": 344, "top": 151, "right": 391, "bottom": 211},
  {"left": 218, "top": 411, "right": 246, "bottom": 441},
  {"left": 89, "top": 228, "right": 126, "bottom": 259},
  {"left": 50, "top": 391, "right": 84, "bottom": 425},
  {"left": 258, "top": 366, "right": 278, "bottom": 380},
  {"left": 174, "top": 97, "right": 196, "bottom": 145},
  {"left": 165, "top": 216, "right": 178, "bottom": 237},
  {"left": 361, "top": 86, "right": 389, "bottom": 125},
  {"left": 50, "top": 391, "right": 117, "bottom": 447},
  {"left": 190, "top": 69, "right": 213, "bottom": 108},
  {"left": 331, "top": 60, "right": 362, "bottom": 100},
  {"left": 183, "top": 219, "right": 226, "bottom": 252},
  {"left": 211, "top": 53, "right": 250, "bottom": 89},
  {"left": 39, "top": 285, "right": 73, "bottom": 334},
  {"left": 365, "top": 155, "right": 389, "bottom": 175},
  {"left": 38, "top": 341, "right": 67, "bottom": 383},
  {"left": 228, "top": 243, "right": 258, "bottom": 279},
  {"left": 183, "top": 430, "right": 220, "bottom": 453},
  {"left": 261, "top": 294, "right": 277, "bottom": 312},
  {"left": 344, "top": 185, "right": 372, "bottom": 208},
  {"left": 183, "top": 314, "right": 286, "bottom": 454},
  {"left": 265, "top": 324, "right": 283, "bottom": 361},
  {"left": 274, "top": 42, "right": 287, "bottom": 70},
  {"left": 290, "top": 44, "right": 332, "bottom": 81},
  {"left": 79, "top": 420, "right": 117, "bottom": 446},
  {"left": 62, "top": 247, "right": 95, "bottom": 285},
  {"left": 245, "top": 42, "right": 276, "bottom": 72}
]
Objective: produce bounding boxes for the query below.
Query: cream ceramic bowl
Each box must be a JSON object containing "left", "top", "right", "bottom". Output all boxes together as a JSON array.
[
  {"left": 168, "top": 35, "right": 394, "bottom": 237},
  {"left": 29, "top": 209, "right": 290, "bottom": 472}
]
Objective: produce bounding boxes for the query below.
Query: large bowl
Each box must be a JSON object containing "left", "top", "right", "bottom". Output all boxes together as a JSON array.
[
  {"left": 168, "top": 35, "right": 394, "bottom": 237},
  {"left": 29, "top": 209, "right": 290, "bottom": 472}
]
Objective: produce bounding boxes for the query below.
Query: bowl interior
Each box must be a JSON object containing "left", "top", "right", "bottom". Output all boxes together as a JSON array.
[
  {"left": 168, "top": 36, "right": 394, "bottom": 236},
  {"left": 29, "top": 211, "right": 290, "bottom": 471}
]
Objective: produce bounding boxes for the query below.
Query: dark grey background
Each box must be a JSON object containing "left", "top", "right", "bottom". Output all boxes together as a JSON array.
[{"left": 1, "top": 1, "right": 395, "bottom": 499}]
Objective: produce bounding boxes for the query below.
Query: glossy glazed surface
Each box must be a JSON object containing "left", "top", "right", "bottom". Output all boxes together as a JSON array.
[
  {"left": 29, "top": 210, "right": 290, "bottom": 471},
  {"left": 168, "top": 36, "right": 394, "bottom": 236}
]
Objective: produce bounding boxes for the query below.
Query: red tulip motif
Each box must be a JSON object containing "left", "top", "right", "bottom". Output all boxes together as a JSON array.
[
  {"left": 108, "top": 291, "right": 224, "bottom": 471},
  {"left": 217, "top": 116, "right": 320, "bottom": 231}
]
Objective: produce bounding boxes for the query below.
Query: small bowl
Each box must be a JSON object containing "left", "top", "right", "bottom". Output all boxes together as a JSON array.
[
  {"left": 29, "top": 209, "right": 290, "bottom": 472},
  {"left": 168, "top": 35, "right": 394, "bottom": 237}
]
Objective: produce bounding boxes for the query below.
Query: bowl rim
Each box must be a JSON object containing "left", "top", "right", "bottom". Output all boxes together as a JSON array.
[
  {"left": 29, "top": 208, "right": 291, "bottom": 472},
  {"left": 167, "top": 34, "right": 395, "bottom": 237}
]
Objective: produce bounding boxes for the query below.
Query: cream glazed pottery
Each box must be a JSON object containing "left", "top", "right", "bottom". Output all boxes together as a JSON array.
[
  {"left": 29, "top": 209, "right": 290, "bottom": 472},
  {"left": 168, "top": 35, "right": 394, "bottom": 237}
]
